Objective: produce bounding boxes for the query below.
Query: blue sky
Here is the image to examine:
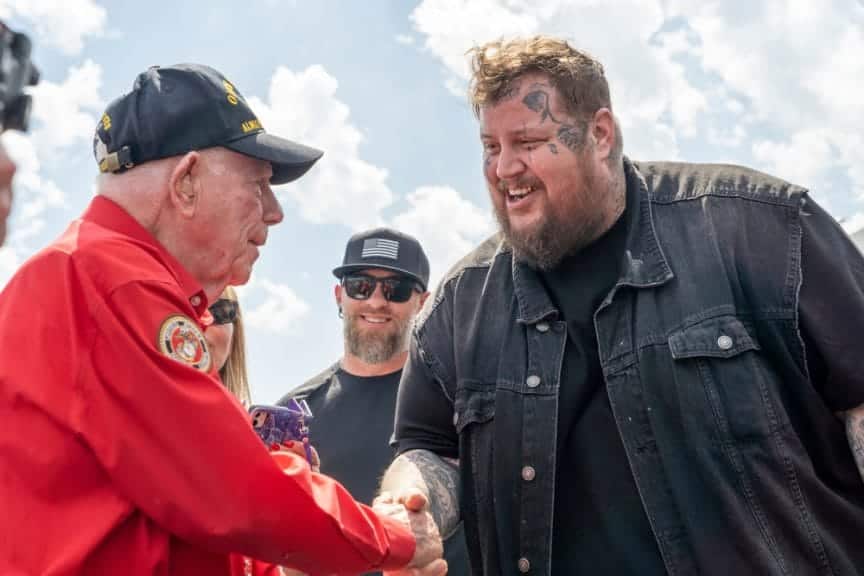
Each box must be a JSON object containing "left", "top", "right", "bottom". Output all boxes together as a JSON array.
[{"left": 2, "top": 0, "right": 863, "bottom": 403}]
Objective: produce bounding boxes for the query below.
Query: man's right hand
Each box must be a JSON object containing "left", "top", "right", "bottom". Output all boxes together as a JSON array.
[{"left": 374, "top": 490, "right": 447, "bottom": 576}]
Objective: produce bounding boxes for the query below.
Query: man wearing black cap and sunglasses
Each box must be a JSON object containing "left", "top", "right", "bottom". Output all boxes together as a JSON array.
[
  {"left": 280, "top": 228, "right": 469, "bottom": 575},
  {"left": 0, "top": 65, "right": 444, "bottom": 576}
]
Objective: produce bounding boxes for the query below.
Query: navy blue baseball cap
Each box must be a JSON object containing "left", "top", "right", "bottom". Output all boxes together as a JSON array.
[
  {"left": 93, "top": 63, "right": 323, "bottom": 185},
  {"left": 333, "top": 228, "right": 431, "bottom": 291}
]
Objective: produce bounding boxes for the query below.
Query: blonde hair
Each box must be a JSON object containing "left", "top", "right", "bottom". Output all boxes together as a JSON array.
[{"left": 218, "top": 286, "right": 251, "bottom": 407}]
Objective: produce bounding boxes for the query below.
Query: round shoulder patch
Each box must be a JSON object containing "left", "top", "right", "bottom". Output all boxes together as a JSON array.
[{"left": 158, "top": 315, "right": 212, "bottom": 372}]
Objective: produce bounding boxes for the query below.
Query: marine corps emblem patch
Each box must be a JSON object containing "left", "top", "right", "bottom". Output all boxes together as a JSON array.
[{"left": 158, "top": 315, "right": 211, "bottom": 372}]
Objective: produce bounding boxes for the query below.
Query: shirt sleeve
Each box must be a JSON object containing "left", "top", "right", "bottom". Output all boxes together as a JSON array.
[
  {"left": 75, "top": 279, "right": 414, "bottom": 574},
  {"left": 798, "top": 195, "right": 864, "bottom": 412},
  {"left": 393, "top": 319, "right": 460, "bottom": 460}
]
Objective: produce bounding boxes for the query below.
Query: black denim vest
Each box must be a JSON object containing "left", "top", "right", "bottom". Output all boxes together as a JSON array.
[{"left": 409, "top": 158, "right": 864, "bottom": 575}]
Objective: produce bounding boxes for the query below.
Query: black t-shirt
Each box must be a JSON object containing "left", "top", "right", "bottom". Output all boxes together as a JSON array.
[
  {"left": 303, "top": 369, "right": 401, "bottom": 506},
  {"left": 540, "top": 209, "right": 667, "bottom": 575},
  {"left": 298, "top": 368, "right": 471, "bottom": 575}
]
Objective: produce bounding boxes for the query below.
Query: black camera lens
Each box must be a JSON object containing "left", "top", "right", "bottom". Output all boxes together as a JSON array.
[
  {"left": 10, "top": 32, "right": 30, "bottom": 60},
  {"left": 3, "top": 95, "right": 31, "bottom": 132}
]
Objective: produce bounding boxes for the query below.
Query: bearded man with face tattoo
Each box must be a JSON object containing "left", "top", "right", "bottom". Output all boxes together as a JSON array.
[{"left": 379, "top": 36, "right": 864, "bottom": 576}]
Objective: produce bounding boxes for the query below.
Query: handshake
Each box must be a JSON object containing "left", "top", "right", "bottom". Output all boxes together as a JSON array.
[
  {"left": 372, "top": 489, "right": 448, "bottom": 576},
  {"left": 250, "top": 403, "right": 448, "bottom": 574}
]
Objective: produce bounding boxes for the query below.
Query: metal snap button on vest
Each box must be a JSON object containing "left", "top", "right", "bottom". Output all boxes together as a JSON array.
[
  {"left": 526, "top": 375, "right": 541, "bottom": 388},
  {"left": 190, "top": 295, "right": 201, "bottom": 307},
  {"left": 717, "top": 335, "right": 733, "bottom": 350},
  {"left": 535, "top": 322, "right": 550, "bottom": 333},
  {"left": 518, "top": 557, "right": 530, "bottom": 573},
  {"left": 521, "top": 466, "right": 536, "bottom": 481}
]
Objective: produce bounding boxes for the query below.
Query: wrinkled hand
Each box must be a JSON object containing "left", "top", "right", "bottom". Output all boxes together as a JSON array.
[{"left": 374, "top": 490, "right": 447, "bottom": 576}]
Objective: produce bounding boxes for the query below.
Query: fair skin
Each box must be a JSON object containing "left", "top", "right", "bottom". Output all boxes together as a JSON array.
[
  {"left": 336, "top": 268, "right": 429, "bottom": 376},
  {"left": 0, "top": 142, "right": 17, "bottom": 246},
  {"left": 840, "top": 406, "right": 864, "bottom": 484},
  {"left": 99, "top": 147, "right": 283, "bottom": 302},
  {"left": 480, "top": 72, "right": 624, "bottom": 270},
  {"left": 205, "top": 319, "right": 234, "bottom": 376}
]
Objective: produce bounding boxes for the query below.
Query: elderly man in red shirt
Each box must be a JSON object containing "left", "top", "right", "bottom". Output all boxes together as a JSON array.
[{"left": 0, "top": 64, "right": 445, "bottom": 576}]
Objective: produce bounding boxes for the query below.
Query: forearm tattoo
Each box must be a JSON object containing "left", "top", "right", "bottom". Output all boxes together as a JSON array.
[
  {"left": 387, "top": 449, "right": 461, "bottom": 538},
  {"left": 521, "top": 83, "right": 587, "bottom": 154},
  {"left": 844, "top": 406, "right": 864, "bottom": 483}
]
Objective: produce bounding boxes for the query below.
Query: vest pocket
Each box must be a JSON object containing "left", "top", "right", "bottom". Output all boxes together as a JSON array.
[{"left": 667, "top": 314, "right": 783, "bottom": 443}]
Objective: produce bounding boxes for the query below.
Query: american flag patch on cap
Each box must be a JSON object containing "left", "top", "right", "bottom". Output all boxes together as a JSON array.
[{"left": 362, "top": 238, "right": 399, "bottom": 259}]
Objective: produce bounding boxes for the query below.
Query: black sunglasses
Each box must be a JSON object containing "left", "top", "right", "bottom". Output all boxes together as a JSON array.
[
  {"left": 209, "top": 298, "right": 239, "bottom": 325},
  {"left": 342, "top": 274, "right": 420, "bottom": 303}
]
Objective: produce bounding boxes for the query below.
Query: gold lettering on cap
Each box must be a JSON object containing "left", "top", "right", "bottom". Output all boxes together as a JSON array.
[
  {"left": 101, "top": 113, "right": 112, "bottom": 131},
  {"left": 223, "top": 80, "right": 240, "bottom": 106},
  {"left": 241, "top": 119, "right": 262, "bottom": 133}
]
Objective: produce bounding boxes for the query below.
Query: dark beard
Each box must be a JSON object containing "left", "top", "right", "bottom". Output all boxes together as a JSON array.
[
  {"left": 494, "top": 172, "right": 607, "bottom": 271},
  {"left": 343, "top": 312, "right": 411, "bottom": 364}
]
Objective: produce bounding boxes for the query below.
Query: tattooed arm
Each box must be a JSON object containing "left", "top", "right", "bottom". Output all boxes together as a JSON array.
[
  {"left": 379, "top": 449, "right": 461, "bottom": 539},
  {"left": 843, "top": 404, "right": 864, "bottom": 483}
]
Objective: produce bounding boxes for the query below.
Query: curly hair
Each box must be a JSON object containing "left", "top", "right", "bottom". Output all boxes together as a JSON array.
[
  {"left": 468, "top": 36, "right": 612, "bottom": 122},
  {"left": 469, "top": 36, "right": 622, "bottom": 162}
]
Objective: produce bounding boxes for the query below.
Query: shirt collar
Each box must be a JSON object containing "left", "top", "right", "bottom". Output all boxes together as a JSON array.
[
  {"left": 81, "top": 196, "right": 209, "bottom": 316},
  {"left": 616, "top": 157, "right": 674, "bottom": 289}
]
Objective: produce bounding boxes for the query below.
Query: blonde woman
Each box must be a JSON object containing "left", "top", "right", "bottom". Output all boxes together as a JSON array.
[{"left": 205, "top": 286, "right": 250, "bottom": 406}]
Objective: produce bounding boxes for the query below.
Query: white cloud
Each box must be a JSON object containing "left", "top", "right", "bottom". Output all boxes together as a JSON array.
[
  {"left": 752, "top": 129, "right": 835, "bottom": 196},
  {"left": 248, "top": 65, "right": 393, "bottom": 231},
  {"left": 30, "top": 60, "right": 104, "bottom": 156},
  {"left": 670, "top": 0, "right": 864, "bottom": 205},
  {"left": 0, "top": 0, "right": 107, "bottom": 55},
  {"left": 391, "top": 185, "right": 494, "bottom": 286},
  {"left": 241, "top": 278, "right": 310, "bottom": 334},
  {"left": 842, "top": 212, "right": 864, "bottom": 235},
  {"left": 1, "top": 131, "right": 64, "bottom": 246}
]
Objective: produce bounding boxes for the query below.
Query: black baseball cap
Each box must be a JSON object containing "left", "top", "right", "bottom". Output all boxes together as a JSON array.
[
  {"left": 92, "top": 63, "right": 323, "bottom": 185},
  {"left": 333, "top": 228, "right": 430, "bottom": 291}
]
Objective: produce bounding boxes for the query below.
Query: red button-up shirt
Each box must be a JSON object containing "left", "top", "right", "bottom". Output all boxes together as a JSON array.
[{"left": 0, "top": 197, "right": 414, "bottom": 575}]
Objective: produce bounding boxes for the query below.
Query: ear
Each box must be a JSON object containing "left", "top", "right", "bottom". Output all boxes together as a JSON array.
[
  {"left": 168, "top": 151, "right": 202, "bottom": 218},
  {"left": 418, "top": 291, "right": 430, "bottom": 308},
  {"left": 590, "top": 108, "right": 615, "bottom": 162},
  {"left": 334, "top": 283, "right": 343, "bottom": 307}
]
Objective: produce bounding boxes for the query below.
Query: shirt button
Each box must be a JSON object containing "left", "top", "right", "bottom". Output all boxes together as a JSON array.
[
  {"left": 190, "top": 295, "right": 201, "bottom": 307},
  {"left": 717, "top": 335, "right": 733, "bottom": 350},
  {"left": 526, "top": 375, "right": 541, "bottom": 388},
  {"left": 521, "top": 466, "right": 536, "bottom": 481},
  {"left": 535, "top": 322, "right": 550, "bottom": 333},
  {"left": 518, "top": 557, "right": 530, "bottom": 573}
]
